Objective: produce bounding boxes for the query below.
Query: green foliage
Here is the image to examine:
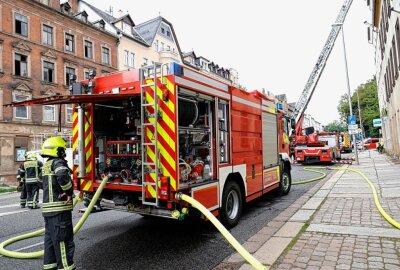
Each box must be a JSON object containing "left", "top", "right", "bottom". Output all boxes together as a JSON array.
[
  {"left": 337, "top": 78, "right": 380, "bottom": 138},
  {"left": 325, "top": 120, "right": 347, "bottom": 133}
]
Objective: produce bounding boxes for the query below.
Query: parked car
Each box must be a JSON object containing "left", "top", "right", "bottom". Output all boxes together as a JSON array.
[{"left": 363, "top": 138, "right": 380, "bottom": 150}]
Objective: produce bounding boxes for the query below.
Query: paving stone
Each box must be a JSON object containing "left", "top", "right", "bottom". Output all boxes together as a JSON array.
[
  {"left": 274, "top": 222, "right": 304, "bottom": 238},
  {"left": 302, "top": 197, "right": 324, "bottom": 210},
  {"left": 307, "top": 224, "right": 400, "bottom": 238},
  {"left": 253, "top": 237, "right": 292, "bottom": 265},
  {"left": 313, "top": 189, "right": 330, "bottom": 198},
  {"left": 289, "top": 210, "right": 315, "bottom": 222}
]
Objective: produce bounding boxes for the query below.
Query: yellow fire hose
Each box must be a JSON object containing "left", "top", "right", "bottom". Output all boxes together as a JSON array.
[
  {"left": 176, "top": 193, "right": 268, "bottom": 270},
  {"left": 0, "top": 176, "right": 109, "bottom": 259},
  {"left": 293, "top": 166, "right": 400, "bottom": 230},
  {"left": 292, "top": 167, "right": 327, "bottom": 185}
]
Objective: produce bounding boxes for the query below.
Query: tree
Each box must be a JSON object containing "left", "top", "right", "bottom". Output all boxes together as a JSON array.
[
  {"left": 337, "top": 78, "right": 380, "bottom": 138},
  {"left": 325, "top": 120, "right": 347, "bottom": 133}
]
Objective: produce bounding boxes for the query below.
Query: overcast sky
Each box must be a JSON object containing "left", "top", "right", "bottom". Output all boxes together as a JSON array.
[{"left": 92, "top": 0, "right": 375, "bottom": 125}]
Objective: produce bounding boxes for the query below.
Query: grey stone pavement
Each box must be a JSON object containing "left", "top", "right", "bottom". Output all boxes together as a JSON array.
[{"left": 216, "top": 150, "right": 400, "bottom": 270}]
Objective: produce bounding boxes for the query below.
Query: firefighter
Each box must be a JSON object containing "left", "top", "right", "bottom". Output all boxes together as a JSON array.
[
  {"left": 21, "top": 152, "right": 43, "bottom": 209},
  {"left": 41, "top": 136, "right": 75, "bottom": 270},
  {"left": 17, "top": 163, "right": 27, "bottom": 208}
]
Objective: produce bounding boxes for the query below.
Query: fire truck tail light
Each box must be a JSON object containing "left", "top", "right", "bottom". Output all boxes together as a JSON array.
[{"left": 160, "top": 176, "right": 170, "bottom": 200}]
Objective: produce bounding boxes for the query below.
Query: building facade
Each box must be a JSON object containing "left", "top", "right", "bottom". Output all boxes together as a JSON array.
[
  {"left": 0, "top": 0, "right": 118, "bottom": 184},
  {"left": 371, "top": 0, "right": 400, "bottom": 157},
  {"left": 80, "top": 0, "right": 182, "bottom": 70}
]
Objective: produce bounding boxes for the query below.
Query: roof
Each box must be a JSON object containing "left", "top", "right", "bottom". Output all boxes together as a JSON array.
[
  {"left": 134, "top": 16, "right": 183, "bottom": 59},
  {"left": 112, "top": 14, "right": 135, "bottom": 26},
  {"left": 80, "top": 0, "right": 147, "bottom": 45}
]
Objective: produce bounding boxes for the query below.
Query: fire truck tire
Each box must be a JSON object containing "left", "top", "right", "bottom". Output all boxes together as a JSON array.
[
  {"left": 277, "top": 169, "right": 291, "bottom": 196},
  {"left": 220, "top": 181, "right": 243, "bottom": 228}
]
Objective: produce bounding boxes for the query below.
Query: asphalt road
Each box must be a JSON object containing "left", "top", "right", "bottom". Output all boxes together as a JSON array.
[{"left": 0, "top": 164, "right": 336, "bottom": 270}]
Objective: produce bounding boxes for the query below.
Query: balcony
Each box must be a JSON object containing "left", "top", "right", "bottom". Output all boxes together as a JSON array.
[{"left": 159, "top": 49, "right": 181, "bottom": 63}]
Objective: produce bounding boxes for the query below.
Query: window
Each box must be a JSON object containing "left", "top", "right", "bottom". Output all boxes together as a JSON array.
[
  {"left": 102, "top": 47, "right": 110, "bottom": 65},
  {"left": 128, "top": 52, "right": 134, "bottom": 68},
  {"left": 43, "top": 61, "right": 54, "bottom": 82},
  {"left": 396, "top": 20, "right": 400, "bottom": 69},
  {"left": 42, "top": 25, "right": 53, "bottom": 46},
  {"left": 65, "top": 33, "right": 75, "bottom": 52},
  {"left": 84, "top": 70, "right": 90, "bottom": 79},
  {"left": 84, "top": 40, "right": 93, "bottom": 59},
  {"left": 218, "top": 101, "right": 230, "bottom": 163},
  {"left": 124, "top": 50, "right": 129, "bottom": 66},
  {"left": 15, "top": 136, "right": 28, "bottom": 161},
  {"left": 154, "top": 40, "right": 159, "bottom": 52},
  {"left": 14, "top": 95, "right": 28, "bottom": 119},
  {"left": 14, "top": 53, "right": 28, "bottom": 77},
  {"left": 160, "top": 42, "right": 164, "bottom": 51},
  {"left": 161, "top": 27, "right": 165, "bottom": 34},
  {"left": 143, "top": 58, "right": 148, "bottom": 66},
  {"left": 167, "top": 45, "right": 170, "bottom": 51},
  {"left": 43, "top": 105, "right": 55, "bottom": 121},
  {"left": 167, "top": 30, "right": 171, "bottom": 37},
  {"left": 65, "top": 67, "right": 75, "bottom": 86},
  {"left": 393, "top": 39, "right": 399, "bottom": 80},
  {"left": 0, "top": 44, "right": 3, "bottom": 72},
  {"left": 15, "top": 13, "right": 28, "bottom": 36},
  {"left": 66, "top": 104, "right": 73, "bottom": 123},
  {"left": 41, "top": 0, "right": 49, "bottom": 5}
]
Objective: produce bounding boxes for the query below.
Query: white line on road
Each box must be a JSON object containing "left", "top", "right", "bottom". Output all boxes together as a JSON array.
[
  {"left": 0, "top": 203, "right": 20, "bottom": 209},
  {"left": 0, "top": 210, "right": 28, "bottom": 217}
]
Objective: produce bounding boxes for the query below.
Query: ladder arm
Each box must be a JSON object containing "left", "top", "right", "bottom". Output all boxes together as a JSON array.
[{"left": 293, "top": 0, "right": 353, "bottom": 123}]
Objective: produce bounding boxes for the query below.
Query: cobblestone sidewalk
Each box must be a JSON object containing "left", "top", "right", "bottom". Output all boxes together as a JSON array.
[
  {"left": 271, "top": 150, "right": 400, "bottom": 270},
  {"left": 216, "top": 150, "right": 400, "bottom": 270}
]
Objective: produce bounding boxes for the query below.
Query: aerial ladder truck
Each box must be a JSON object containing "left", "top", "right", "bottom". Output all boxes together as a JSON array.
[{"left": 291, "top": 0, "right": 353, "bottom": 164}]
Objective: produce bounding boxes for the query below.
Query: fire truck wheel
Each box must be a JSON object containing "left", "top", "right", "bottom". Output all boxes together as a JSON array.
[
  {"left": 278, "top": 169, "right": 291, "bottom": 196},
  {"left": 220, "top": 181, "right": 243, "bottom": 228}
]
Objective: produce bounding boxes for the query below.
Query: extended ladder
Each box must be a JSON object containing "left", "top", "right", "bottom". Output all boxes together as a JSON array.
[{"left": 140, "top": 63, "right": 163, "bottom": 206}]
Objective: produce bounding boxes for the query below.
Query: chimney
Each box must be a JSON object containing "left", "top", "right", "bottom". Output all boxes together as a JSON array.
[
  {"left": 68, "top": 0, "right": 79, "bottom": 13},
  {"left": 116, "top": 9, "right": 124, "bottom": 18}
]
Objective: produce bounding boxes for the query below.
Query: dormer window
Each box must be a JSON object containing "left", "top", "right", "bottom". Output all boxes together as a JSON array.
[
  {"left": 94, "top": 19, "right": 105, "bottom": 30},
  {"left": 75, "top": 11, "right": 88, "bottom": 23}
]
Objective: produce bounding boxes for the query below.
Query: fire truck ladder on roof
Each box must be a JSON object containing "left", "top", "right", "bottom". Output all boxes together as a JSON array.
[
  {"left": 140, "top": 63, "right": 166, "bottom": 207},
  {"left": 292, "top": 0, "right": 353, "bottom": 124}
]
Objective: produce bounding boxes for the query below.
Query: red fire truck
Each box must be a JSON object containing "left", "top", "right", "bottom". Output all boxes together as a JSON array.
[
  {"left": 7, "top": 62, "right": 292, "bottom": 227},
  {"left": 295, "top": 131, "right": 341, "bottom": 164}
]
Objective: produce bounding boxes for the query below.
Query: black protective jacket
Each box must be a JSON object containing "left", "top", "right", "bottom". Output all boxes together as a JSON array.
[
  {"left": 41, "top": 157, "right": 74, "bottom": 217},
  {"left": 18, "top": 160, "right": 43, "bottom": 184}
]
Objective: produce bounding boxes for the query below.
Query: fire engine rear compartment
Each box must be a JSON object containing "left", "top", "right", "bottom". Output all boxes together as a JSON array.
[{"left": 87, "top": 87, "right": 218, "bottom": 210}]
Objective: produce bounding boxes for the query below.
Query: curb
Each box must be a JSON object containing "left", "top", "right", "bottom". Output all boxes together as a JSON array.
[{"left": 214, "top": 166, "right": 345, "bottom": 270}]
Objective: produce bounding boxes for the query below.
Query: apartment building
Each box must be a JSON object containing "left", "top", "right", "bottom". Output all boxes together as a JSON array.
[
  {"left": 0, "top": 0, "right": 118, "bottom": 184},
  {"left": 370, "top": 0, "right": 400, "bottom": 157}
]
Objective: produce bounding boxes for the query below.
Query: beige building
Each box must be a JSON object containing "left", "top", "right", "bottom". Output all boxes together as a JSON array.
[
  {"left": 80, "top": 0, "right": 182, "bottom": 70},
  {"left": 370, "top": 0, "right": 400, "bottom": 157}
]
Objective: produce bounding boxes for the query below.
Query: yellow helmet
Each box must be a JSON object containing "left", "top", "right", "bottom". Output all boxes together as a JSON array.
[{"left": 41, "top": 136, "right": 67, "bottom": 158}]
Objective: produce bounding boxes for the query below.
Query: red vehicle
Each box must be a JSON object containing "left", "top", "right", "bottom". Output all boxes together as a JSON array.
[
  {"left": 363, "top": 138, "right": 380, "bottom": 149},
  {"left": 8, "top": 62, "right": 292, "bottom": 227},
  {"left": 295, "top": 132, "right": 341, "bottom": 164}
]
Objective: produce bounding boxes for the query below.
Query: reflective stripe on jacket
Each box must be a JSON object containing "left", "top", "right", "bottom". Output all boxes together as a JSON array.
[
  {"left": 23, "top": 160, "right": 43, "bottom": 184},
  {"left": 42, "top": 158, "right": 73, "bottom": 217}
]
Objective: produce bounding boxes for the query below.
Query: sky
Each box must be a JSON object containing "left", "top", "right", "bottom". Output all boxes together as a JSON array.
[{"left": 92, "top": 0, "right": 376, "bottom": 125}]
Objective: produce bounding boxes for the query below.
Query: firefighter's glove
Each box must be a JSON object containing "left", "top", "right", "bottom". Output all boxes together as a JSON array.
[{"left": 16, "top": 183, "right": 23, "bottom": 192}]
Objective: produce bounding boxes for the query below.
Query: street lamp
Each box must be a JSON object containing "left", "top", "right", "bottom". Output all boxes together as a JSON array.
[{"left": 333, "top": 23, "right": 359, "bottom": 165}]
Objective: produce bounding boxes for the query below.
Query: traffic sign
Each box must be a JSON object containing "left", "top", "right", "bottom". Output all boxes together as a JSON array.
[
  {"left": 348, "top": 115, "right": 356, "bottom": 125},
  {"left": 348, "top": 124, "right": 359, "bottom": 135},
  {"left": 373, "top": 118, "right": 382, "bottom": 127}
]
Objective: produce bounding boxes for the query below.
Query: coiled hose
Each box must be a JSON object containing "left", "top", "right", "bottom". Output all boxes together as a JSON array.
[
  {"left": 176, "top": 193, "right": 268, "bottom": 270},
  {"left": 0, "top": 176, "right": 109, "bottom": 259}
]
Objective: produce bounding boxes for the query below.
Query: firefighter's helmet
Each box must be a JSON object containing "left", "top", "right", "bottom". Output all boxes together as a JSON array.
[{"left": 41, "top": 136, "right": 67, "bottom": 158}]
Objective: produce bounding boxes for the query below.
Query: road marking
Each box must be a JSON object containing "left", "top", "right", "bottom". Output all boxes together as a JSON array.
[
  {"left": 0, "top": 210, "right": 29, "bottom": 217},
  {"left": 0, "top": 203, "right": 20, "bottom": 209}
]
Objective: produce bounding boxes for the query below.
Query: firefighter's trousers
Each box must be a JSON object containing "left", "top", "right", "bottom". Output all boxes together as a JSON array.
[
  {"left": 20, "top": 183, "right": 27, "bottom": 207},
  {"left": 43, "top": 211, "right": 75, "bottom": 270},
  {"left": 26, "top": 183, "right": 40, "bottom": 209}
]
